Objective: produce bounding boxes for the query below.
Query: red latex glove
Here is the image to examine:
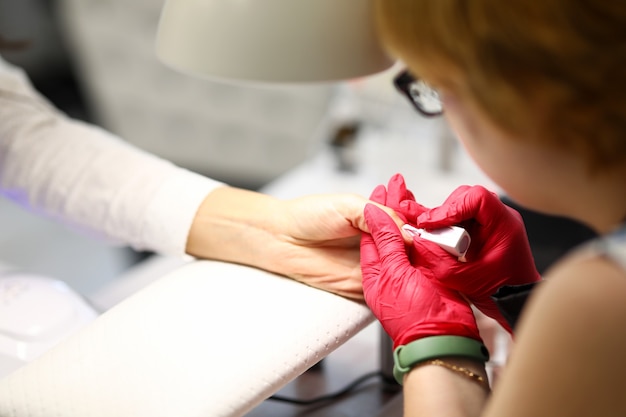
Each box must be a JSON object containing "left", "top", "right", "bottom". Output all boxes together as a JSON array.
[
  {"left": 410, "top": 185, "right": 542, "bottom": 333},
  {"left": 373, "top": 173, "right": 430, "bottom": 232},
  {"left": 376, "top": 173, "right": 417, "bottom": 213},
  {"left": 361, "top": 204, "right": 482, "bottom": 348}
]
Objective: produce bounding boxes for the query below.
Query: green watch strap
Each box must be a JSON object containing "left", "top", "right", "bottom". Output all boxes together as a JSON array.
[{"left": 393, "top": 336, "right": 490, "bottom": 384}]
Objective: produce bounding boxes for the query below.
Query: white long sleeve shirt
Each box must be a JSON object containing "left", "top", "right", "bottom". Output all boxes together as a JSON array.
[{"left": 0, "top": 56, "right": 224, "bottom": 256}]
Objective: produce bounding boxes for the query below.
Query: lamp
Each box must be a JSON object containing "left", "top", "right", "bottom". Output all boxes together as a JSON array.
[{"left": 155, "top": 0, "right": 395, "bottom": 83}]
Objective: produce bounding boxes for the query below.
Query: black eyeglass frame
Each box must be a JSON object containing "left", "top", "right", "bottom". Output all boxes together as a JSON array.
[{"left": 393, "top": 70, "right": 444, "bottom": 117}]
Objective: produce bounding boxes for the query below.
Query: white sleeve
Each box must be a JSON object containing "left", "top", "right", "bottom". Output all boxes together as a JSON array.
[{"left": 0, "top": 56, "right": 224, "bottom": 256}]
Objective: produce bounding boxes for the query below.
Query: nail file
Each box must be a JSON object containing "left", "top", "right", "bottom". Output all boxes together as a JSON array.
[{"left": 402, "top": 224, "right": 471, "bottom": 258}]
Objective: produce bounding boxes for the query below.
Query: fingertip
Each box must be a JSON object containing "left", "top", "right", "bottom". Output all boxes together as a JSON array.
[
  {"left": 364, "top": 202, "right": 382, "bottom": 216},
  {"left": 399, "top": 200, "right": 413, "bottom": 214},
  {"left": 369, "top": 184, "right": 388, "bottom": 204},
  {"left": 449, "top": 184, "right": 472, "bottom": 198},
  {"left": 415, "top": 205, "right": 459, "bottom": 229},
  {"left": 359, "top": 229, "right": 375, "bottom": 248},
  {"left": 365, "top": 203, "right": 396, "bottom": 222},
  {"left": 400, "top": 200, "right": 428, "bottom": 220},
  {"left": 415, "top": 211, "right": 432, "bottom": 226},
  {"left": 406, "top": 189, "right": 416, "bottom": 201},
  {"left": 400, "top": 227, "right": 415, "bottom": 244},
  {"left": 388, "top": 173, "right": 408, "bottom": 192},
  {"left": 390, "top": 173, "right": 405, "bottom": 183},
  {"left": 363, "top": 203, "right": 384, "bottom": 232}
]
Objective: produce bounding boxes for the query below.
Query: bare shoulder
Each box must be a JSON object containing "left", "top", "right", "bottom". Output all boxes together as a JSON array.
[
  {"left": 484, "top": 255, "right": 626, "bottom": 417},
  {"left": 538, "top": 254, "right": 626, "bottom": 321}
]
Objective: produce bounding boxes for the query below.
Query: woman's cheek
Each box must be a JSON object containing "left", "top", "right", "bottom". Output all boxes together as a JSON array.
[
  {"left": 440, "top": 94, "right": 504, "bottom": 184},
  {"left": 440, "top": 94, "right": 482, "bottom": 155}
]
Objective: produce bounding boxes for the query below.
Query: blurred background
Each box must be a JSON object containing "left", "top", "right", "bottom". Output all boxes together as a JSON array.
[
  {"left": 0, "top": 0, "right": 479, "bottom": 300},
  {"left": 0, "top": 0, "right": 595, "bottom": 303},
  {"left": 0, "top": 2, "right": 599, "bottom": 414}
]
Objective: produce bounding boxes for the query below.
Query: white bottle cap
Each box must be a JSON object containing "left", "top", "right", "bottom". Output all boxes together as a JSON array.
[{"left": 402, "top": 224, "right": 471, "bottom": 259}]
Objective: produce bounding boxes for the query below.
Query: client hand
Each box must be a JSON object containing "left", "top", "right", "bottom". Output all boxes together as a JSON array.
[
  {"left": 361, "top": 204, "right": 481, "bottom": 348},
  {"left": 187, "top": 186, "right": 404, "bottom": 300},
  {"left": 412, "top": 185, "right": 542, "bottom": 332}
]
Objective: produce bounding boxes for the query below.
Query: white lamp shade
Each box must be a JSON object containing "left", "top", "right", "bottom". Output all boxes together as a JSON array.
[{"left": 155, "top": 0, "right": 395, "bottom": 83}]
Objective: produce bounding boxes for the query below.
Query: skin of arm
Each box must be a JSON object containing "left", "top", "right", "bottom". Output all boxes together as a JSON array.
[
  {"left": 186, "top": 186, "right": 403, "bottom": 300},
  {"left": 482, "top": 255, "right": 626, "bottom": 417},
  {"left": 403, "top": 357, "right": 489, "bottom": 417},
  {"left": 0, "top": 54, "right": 403, "bottom": 300},
  {"left": 401, "top": 254, "right": 626, "bottom": 417}
]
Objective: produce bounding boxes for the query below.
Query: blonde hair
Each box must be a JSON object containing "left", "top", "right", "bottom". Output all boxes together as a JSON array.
[{"left": 376, "top": 0, "right": 626, "bottom": 172}]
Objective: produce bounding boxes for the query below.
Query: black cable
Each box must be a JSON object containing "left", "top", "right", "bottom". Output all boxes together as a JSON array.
[{"left": 267, "top": 370, "right": 385, "bottom": 406}]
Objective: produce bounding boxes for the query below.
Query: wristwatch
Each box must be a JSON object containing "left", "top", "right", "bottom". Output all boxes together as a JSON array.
[{"left": 393, "top": 335, "right": 490, "bottom": 384}]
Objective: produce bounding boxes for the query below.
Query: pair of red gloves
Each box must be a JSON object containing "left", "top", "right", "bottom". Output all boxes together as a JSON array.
[{"left": 361, "top": 174, "right": 541, "bottom": 348}]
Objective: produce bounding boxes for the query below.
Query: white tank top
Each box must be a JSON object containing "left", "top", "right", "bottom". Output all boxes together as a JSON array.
[{"left": 578, "top": 225, "right": 626, "bottom": 271}]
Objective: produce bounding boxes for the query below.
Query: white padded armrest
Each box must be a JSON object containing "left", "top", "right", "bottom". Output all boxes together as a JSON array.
[{"left": 0, "top": 260, "right": 373, "bottom": 417}]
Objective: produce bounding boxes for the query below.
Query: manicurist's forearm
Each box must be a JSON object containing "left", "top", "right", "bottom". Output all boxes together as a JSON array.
[{"left": 403, "top": 358, "right": 489, "bottom": 417}]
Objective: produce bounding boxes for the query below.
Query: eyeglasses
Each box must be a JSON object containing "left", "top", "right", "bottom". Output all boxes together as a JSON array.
[{"left": 393, "top": 70, "right": 443, "bottom": 117}]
